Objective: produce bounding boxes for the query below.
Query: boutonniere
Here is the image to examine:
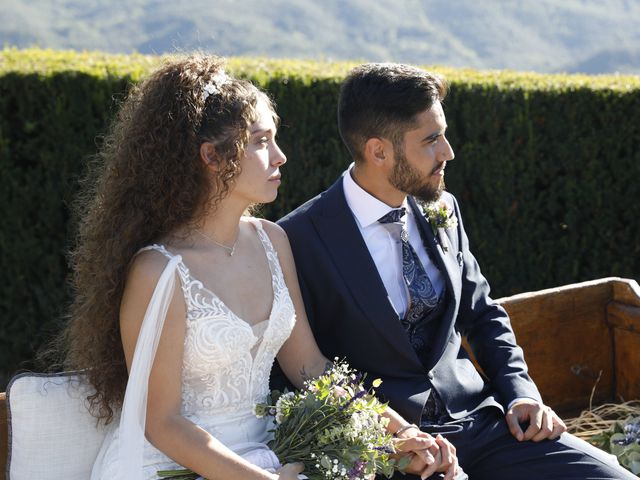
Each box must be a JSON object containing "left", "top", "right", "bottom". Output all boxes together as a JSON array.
[{"left": 422, "top": 199, "right": 458, "bottom": 251}]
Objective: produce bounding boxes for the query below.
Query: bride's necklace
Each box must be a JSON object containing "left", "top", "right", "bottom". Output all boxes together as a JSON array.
[{"left": 197, "top": 229, "right": 238, "bottom": 257}]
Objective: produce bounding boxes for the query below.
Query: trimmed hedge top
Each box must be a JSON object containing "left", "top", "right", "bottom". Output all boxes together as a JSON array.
[{"left": 3, "top": 47, "right": 639, "bottom": 91}]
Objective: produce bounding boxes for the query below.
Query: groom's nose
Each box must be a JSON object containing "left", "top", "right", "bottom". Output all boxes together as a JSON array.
[{"left": 440, "top": 135, "right": 455, "bottom": 162}]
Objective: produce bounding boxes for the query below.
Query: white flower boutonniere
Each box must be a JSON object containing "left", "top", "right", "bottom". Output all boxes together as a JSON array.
[{"left": 422, "top": 199, "right": 458, "bottom": 251}]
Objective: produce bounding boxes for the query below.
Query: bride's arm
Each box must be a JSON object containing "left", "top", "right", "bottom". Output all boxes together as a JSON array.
[
  {"left": 120, "top": 250, "right": 282, "bottom": 480},
  {"left": 259, "top": 221, "right": 332, "bottom": 388}
]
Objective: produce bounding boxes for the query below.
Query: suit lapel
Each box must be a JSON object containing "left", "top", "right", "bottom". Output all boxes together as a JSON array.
[
  {"left": 310, "top": 178, "right": 422, "bottom": 369},
  {"left": 407, "top": 197, "right": 461, "bottom": 299}
]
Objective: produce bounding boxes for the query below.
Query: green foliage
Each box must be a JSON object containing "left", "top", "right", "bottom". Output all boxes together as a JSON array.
[
  {"left": 0, "top": 50, "right": 150, "bottom": 390},
  {"left": 1, "top": 48, "right": 639, "bottom": 389},
  {"left": 442, "top": 80, "right": 640, "bottom": 295},
  {"left": 591, "top": 417, "right": 640, "bottom": 475}
]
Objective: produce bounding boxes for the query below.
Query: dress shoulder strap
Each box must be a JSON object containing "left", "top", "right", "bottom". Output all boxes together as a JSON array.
[
  {"left": 137, "top": 244, "right": 175, "bottom": 260},
  {"left": 250, "top": 219, "right": 274, "bottom": 254},
  {"left": 249, "top": 218, "right": 288, "bottom": 285},
  {"left": 135, "top": 244, "right": 191, "bottom": 297}
]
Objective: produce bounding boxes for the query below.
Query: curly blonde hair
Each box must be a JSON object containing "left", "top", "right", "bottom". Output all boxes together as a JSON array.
[{"left": 59, "top": 54, "right": 275, "bottom": 423}]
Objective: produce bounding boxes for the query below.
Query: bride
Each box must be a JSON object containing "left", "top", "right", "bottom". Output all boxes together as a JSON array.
[{"left": 59, "top": 54, "right": 456, "bottom": 480}]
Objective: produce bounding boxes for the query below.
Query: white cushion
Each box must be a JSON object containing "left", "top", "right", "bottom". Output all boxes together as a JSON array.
[{"left": 7, "top": 372, "right": 109, "bottom": 479}]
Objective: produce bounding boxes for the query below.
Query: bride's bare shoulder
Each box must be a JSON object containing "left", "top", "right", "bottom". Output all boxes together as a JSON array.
[
  {"left": 122, "top": 247, "right": 185, "bottom": 317},
  {"left": 120, "top": 247, "right": 186, "bottom": 339},
  {"left": 128, "top": 247, "right": 177, "bottom": 287}
]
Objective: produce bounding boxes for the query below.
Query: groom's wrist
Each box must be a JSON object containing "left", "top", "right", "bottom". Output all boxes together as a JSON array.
[{"left": 507, "top": 396, "right": 537, "bottom": 410}]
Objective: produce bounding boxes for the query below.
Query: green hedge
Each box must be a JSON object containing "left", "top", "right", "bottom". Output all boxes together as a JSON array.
[{"left": 1, "top": 48, "right": 639, "bottom": 389}]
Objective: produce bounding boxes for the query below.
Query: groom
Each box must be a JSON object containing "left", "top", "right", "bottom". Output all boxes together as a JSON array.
[{"left": 276, "top": 63, "right": 634, "bottom": 479}]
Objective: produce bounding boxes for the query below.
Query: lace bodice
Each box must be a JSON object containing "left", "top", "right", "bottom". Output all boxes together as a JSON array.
[{"left": 140, "top": 220, "right": 296, "bottom": 422}]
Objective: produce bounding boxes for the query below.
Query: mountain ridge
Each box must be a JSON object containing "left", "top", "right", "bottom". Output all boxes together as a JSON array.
[{"left": 1, "top": 0, "right": 639, "bottom": 74}]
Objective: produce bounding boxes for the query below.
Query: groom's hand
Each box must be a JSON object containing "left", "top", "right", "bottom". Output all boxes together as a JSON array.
[
  {"left": 506, "top": 399, "right": 567, "bottom": 442},
  {"left": 393, "top": 427, "right": 458, "bottom": 480}
]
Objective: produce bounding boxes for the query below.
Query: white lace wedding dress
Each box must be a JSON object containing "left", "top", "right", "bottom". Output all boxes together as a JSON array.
[{"left": 91, "top": 220, "right": 296, "bottom": 479}]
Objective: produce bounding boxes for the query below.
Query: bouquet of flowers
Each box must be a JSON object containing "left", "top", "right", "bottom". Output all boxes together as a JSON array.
[
  {"left": 254, "top": 359, "right": 403, "bottom": 479},
  {"left": 158, "top": 360, "right": 404, "bottom": 479},
  {"left": 591, "top": 416, "right": 640, "bottom": 476}
]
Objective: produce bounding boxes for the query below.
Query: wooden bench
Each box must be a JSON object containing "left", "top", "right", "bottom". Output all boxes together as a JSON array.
[
  {"left": 0, "top": 276, "right": 639, "bottom": 478},
  {"left": 495, "top": 276, "right": 640, "bottom": 414}
]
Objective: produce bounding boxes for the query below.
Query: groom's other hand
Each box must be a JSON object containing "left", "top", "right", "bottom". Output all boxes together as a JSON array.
[
  {"left": 393, "top": 428, "right": 458, "bottom": 480},
  {"left": 506, "top": 398, "right": 567, "bottom": 442}
]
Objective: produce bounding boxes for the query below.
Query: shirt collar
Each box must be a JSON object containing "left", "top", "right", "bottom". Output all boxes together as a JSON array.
[{"left": 343, "top": 163, "right": 409, "bottom": 228}]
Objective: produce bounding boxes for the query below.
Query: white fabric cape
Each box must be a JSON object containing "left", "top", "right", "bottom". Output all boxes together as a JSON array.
[{"left": 117, "top": 254, "right": 182, "bottom": 478}]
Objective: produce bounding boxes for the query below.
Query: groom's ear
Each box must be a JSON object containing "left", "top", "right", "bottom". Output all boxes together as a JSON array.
[
  {"left": 363, "top": 137, "right": 389, "bottom": 167},
  {"left": 200, "top": 142, "right": 221, "bottom": 170}
]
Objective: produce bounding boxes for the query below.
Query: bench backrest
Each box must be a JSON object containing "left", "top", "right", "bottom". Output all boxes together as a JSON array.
[
  {"left": 497, "top": 277, "right": 640, "bottom": 413},
  {"left": 2, "top": 373, "right": 109, "bottom": 480}
]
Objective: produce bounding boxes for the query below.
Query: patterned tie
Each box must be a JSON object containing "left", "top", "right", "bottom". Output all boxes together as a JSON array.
[
  {"left": 378, "top": 208, "right": 446, "bottom": 423},
  {"left": 378, "top": 208, "right": 439, "bottom": 338}
]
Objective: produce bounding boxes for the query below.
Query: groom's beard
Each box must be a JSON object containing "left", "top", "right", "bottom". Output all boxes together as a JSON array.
[{"left": 389, "top": 149, "right": 445, "bottom": 203}]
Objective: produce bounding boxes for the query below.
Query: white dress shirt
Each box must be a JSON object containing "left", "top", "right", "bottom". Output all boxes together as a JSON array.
[{"left": 342, "top": 165, "right": 445, "bottom": 319}]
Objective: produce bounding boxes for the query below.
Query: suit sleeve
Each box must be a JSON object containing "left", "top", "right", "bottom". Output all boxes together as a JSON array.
[{"left": 452, "top": 195, "right": 542, "bottom": 407}]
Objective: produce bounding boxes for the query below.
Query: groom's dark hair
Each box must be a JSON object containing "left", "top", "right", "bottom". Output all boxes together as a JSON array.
[{"left": 338, "top": 63, "right": 448, "bottom": 162}]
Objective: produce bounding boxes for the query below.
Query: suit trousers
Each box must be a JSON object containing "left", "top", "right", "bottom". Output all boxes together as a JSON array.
[{"left": 387, "top": 407, "right": 635, "bottom": 480}]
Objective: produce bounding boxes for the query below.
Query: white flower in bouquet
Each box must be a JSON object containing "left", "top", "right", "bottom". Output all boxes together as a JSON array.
[{"left": 275, "top": 391, "right": 296, "bottom": 424}]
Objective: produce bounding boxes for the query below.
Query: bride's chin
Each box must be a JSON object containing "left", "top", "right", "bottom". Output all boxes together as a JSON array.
[{"left": 263, "top": 191, "right": 279, "bottom": 204}]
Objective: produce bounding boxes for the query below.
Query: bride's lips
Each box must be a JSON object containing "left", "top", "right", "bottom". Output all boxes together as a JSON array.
[{"left": 268, "top": 174, "right": 281, "bottom": 184}]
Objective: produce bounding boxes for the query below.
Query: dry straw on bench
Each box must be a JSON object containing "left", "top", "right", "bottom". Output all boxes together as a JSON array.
[{"left": 566, "top": 401, "right": 640, "bottom": 440}]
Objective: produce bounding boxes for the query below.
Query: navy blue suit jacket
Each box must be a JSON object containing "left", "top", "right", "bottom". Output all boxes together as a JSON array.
[{"left": 276, "top": 175, "right": 541, "bottom": 424}]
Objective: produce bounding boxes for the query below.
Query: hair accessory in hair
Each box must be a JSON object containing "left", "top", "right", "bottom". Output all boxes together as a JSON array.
[{"left": 202, "top": 70, "right": 231, "bottom": 101}]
